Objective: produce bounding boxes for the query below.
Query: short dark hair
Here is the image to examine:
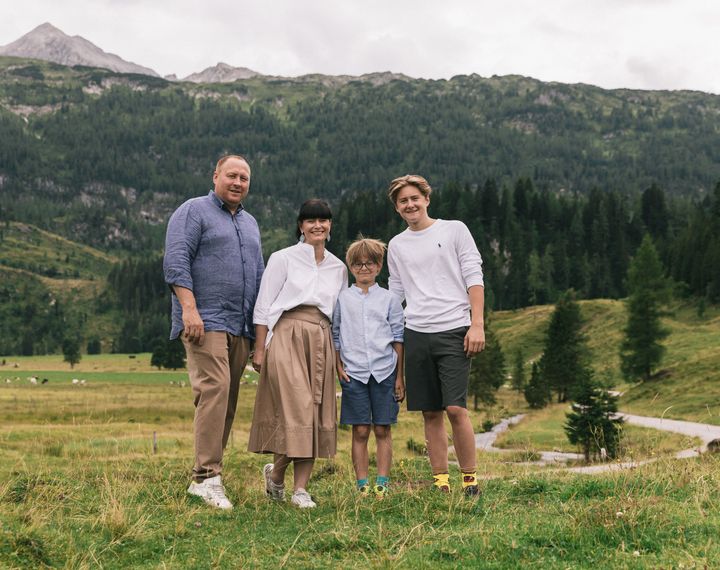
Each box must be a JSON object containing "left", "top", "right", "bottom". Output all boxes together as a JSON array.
[{"left": 296, "top": 199, "right": 333, "bottom": 238}]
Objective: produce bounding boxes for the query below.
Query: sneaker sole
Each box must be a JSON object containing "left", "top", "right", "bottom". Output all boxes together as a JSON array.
[{"left": 187, "top": 486, "right": 233, "bottom": 510}]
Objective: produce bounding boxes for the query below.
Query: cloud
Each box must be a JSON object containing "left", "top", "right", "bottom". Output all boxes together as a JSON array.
[{"left": 0, "top": 0, "right": 719, "bottom": 92}]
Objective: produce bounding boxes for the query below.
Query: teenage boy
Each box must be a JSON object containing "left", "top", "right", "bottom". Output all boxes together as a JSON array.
[
  {"left": 332, "top": 238, "right": 405, "bottom": 498},
  {"left": 386, "top": 174, "right": 485, "bottom": 496}
]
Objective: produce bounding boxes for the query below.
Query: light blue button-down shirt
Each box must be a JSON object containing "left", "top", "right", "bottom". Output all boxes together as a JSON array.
[
  {"left": 163, "top": 191, "right": 264, "bottom": 340},
  {"left": 332, "top": 283, "right": 404, "bottom": 384}
]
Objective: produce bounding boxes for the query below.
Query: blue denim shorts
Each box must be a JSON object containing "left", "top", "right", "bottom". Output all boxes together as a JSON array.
[{"left": 340, "top": 371, "right": 399, "bottom": 426}]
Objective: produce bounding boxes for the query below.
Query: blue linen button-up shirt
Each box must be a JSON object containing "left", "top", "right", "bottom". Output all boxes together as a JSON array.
[
  {"left": 332, "top": 284, "right": 405, "bottom": 384},
  {"left": 163, "top": 191, "right": 264, "bottom": 340}
]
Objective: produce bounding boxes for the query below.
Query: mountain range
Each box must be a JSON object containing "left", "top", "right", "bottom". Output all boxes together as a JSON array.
[
  {"left": 0, "top": 23, "right": 410, "bottom": 84},
  {"left": 0, "top": 23, "right": 159, "bottom": 77}
]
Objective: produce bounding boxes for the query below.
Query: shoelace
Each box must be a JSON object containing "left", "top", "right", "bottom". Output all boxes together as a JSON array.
[{"left": 208, "top": 482, "right": 228, "bottom": 501}]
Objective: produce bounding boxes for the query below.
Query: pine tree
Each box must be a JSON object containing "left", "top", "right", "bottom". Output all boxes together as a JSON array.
[
  {"left": 511, "top": 349, "right": 526, "bottom": 394},
  {"left": 539, "top": 290, "right": 588, "bottom": 402},
  {"left": 524, "top": 362, "right": 551, "bottom": 409},
  {"left": 564, "top": 376, "right": 624, "bottom": 461},
  {"left": 468, "top": 320, "right": 506, "bottom": 409},
  {"left": 150, "top": 340, "right": 166, "bottom": 370},
  {"left": 150, "top": 339, "right": 186, "bottom": 370},
  {"left": 620, "top": 234, "right": 670, "bottom": 382},
  {"left": 162, "top": 339, "right": 186, "bottom": 370},
  {"left": 62, "top": 336, "right": 81, "bottom": 369},
  {"left": 640, "top": 183, "right": 669, "bottom": 240}
]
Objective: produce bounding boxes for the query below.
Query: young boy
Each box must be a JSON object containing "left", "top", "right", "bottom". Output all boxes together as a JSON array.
[
  {"left": 332, "top": 238, "right": 405, "bottom": 498},
  {"left": 386, "top": 174, "right": 485, "bottom": 496}
]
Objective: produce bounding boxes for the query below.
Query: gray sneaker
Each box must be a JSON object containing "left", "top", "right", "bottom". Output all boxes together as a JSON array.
[
  {"left": 264, "top": 463, "right": 285, "bottom": 501},
  {"left": 291, "top": 488, "right": 316, "bottom": 509},
  {"left": 187, "top": 475, "right": 233, "bottom": 510}
]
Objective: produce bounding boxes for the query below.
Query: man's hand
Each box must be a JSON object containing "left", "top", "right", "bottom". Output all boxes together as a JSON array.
[
  {"left": 182, "top": 307, "right": 205, "bottom": 345},
  {"left": 464, "top": 323, "right": 485, "bottom": 357}
]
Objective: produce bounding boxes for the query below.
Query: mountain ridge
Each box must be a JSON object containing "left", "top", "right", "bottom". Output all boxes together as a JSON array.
[{"left": 0, "top": 22, "right": 159, "bottom": 77}]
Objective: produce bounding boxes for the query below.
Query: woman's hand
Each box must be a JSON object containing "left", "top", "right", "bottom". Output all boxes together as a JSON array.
[{"left": 252, "top": 346, "right": 265, "bottom": 373}]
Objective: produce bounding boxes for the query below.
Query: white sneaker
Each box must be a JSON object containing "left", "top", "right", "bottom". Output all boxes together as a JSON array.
[
  {"left": 187, "top": 475, "right": 233, "bottom": 510},
  {"left": 264, "top": 463, "right": 285, "bottom": 501},
  {"left": 291, "top": 488, "right": 316, "bottom": 509}
]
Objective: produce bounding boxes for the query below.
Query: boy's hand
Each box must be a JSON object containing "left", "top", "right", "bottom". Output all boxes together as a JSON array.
[
  {"left": 394, "top": 378, "right": 405, "bottom": 403},
  {"left": 464, "top": 324, "right": 485, "bottom": 357},
  {"left": 336, "top": 359, "right": 350, "bottom": 383}
]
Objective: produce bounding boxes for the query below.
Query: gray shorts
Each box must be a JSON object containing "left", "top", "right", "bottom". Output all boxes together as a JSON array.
[{"left": 404, "top": 327, "right": 470, "bottom": 411}]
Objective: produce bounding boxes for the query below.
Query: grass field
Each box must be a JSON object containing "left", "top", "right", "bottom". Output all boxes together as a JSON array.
[{"left": 2, "top": 354, "right": 720, "bottom": 568}]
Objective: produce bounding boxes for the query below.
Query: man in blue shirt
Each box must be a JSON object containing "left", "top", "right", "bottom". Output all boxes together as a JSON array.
[{"left": 164, "top": 154, "right": 264, "bottom": 509}]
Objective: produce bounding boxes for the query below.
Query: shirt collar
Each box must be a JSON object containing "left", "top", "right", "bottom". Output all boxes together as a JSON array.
[
  {"left": 296, "top": 241, "right": 327, "bottom": 262},
  {"left": 208, "top": 190, "right": 244, "bottom": 213},
  {"left": 351, "top": 283, "right": 379, "bottom": 295}
]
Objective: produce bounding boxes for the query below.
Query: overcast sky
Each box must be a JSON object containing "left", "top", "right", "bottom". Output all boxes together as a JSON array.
[{"left": 1, "top": 0, "right": 719, "bottom": 93}]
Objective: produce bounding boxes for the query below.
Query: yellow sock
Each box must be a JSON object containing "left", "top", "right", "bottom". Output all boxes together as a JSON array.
[
  {"left": 461, "top": 471, "right": 478, "bottom": 488},
  {"left": 433, "top": 473, "right": 450, "bottom": 490}
]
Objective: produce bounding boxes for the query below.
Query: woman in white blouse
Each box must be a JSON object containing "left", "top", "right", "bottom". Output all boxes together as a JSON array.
[{"left": 248, "top": 199, "right": 347, "bottom": 508}]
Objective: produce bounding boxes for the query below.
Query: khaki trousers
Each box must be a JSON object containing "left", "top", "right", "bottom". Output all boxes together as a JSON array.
[{"left": 183, "top": 331, "right": 249, "bottom": 482}]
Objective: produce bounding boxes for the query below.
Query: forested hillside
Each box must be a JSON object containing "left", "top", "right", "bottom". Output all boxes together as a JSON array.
[
  {"left": 1, "top": 56, "right": 720, "bottom": 356},
  {"left": 1, "top": 56, "right": 720, "bottom": 252}
]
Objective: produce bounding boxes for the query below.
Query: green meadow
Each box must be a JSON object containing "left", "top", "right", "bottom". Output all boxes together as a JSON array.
[{"left": 2, "top": 332, "right": 720, "bottom": 568}]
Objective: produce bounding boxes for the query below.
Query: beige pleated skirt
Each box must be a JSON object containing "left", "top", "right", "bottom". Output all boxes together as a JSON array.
[{"left": 248, "top": 305, "right": 337, "bottom": 458}]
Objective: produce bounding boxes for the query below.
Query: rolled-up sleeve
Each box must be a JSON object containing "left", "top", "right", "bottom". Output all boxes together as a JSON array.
[
  {"left": 331, "top": 301, "right": 342, "bottom": 350},
  {"left": 163, "top": 203, "right": 201, "bottom": 291},
  {"left": 252, "top": 252, "right": 288, "bottom": 326},
  {"left": 388, "top": 294, "right": 404, "bottom": 343}
]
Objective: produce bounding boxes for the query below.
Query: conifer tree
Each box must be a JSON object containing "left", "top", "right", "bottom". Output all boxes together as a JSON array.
[
  {"left": 468, "top": 318, "right": 506, "bottom": 409},
  {"left": 620, "top": 234, "right": 670, "bottom": 382},
  {"left": 524, "top": 362, "right": 550, "bottom": 409},
  {"left": 640, "top": 183, "right": 669, "bottom": 240},
  {"left": 164, "top": 339, "right": 187, "bottom": 370},
  {"left": 564, "top": 376, "right": 624, "bottom": 461},
  {"left": 539, "top": 290, "right": 588, "bottom": 402},
  {"left": 62, "top": 336, "right": 81, "bottom": 369},
  {"left": 511, "top": 349, "right": 526, "bottom": 394}
]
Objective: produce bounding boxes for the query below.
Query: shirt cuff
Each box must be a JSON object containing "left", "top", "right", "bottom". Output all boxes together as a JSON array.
[
  {"left": 167, "top": 278, "right": 194, "bottom": 292},
  {"left": 465, "top": 278, "right": 484, "bottom": 289}
]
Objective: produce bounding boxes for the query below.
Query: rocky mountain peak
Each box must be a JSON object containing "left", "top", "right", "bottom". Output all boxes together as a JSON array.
[
  {"left": 0, "top": 22, "right": 159, "bottom": 77},
  {"left": 181, "top": 62, "right": 261, "bottom": 83}
]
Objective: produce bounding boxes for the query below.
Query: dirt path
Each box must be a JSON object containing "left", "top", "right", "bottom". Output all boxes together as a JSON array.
[
  {"left": 563, "top": 413, "right": 720, "bottom": 474},
  {"left": 619, "top": 412, "right": 720, "bottom": 448},
  {"left": 450, "top": 412, "right": 720, "bottom": 473}
]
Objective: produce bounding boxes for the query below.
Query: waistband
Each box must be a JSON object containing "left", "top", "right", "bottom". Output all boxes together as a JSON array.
[{"left": 280, "top": 305, "right": 330, "bottom": 327}]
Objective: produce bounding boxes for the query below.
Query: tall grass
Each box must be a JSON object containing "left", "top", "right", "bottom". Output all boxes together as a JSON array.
[{"left": 2, "top": 374, "right": 719, "bottom": 567}]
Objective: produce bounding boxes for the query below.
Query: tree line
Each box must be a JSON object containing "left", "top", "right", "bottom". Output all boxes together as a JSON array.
[
  {"left": 331, "top": 178, "right": 720, "bottom": 309},
  {"left": 82, "top": 176, "right": 719, "bottom": 363},
  {"left": 2, "top": 64, "right": 720, "bottom": 252}
]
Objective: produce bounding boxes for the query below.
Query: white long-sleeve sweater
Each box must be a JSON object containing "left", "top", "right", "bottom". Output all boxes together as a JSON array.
[{"left": 388, "top": 219, "right": 484, "bottom": 333}]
